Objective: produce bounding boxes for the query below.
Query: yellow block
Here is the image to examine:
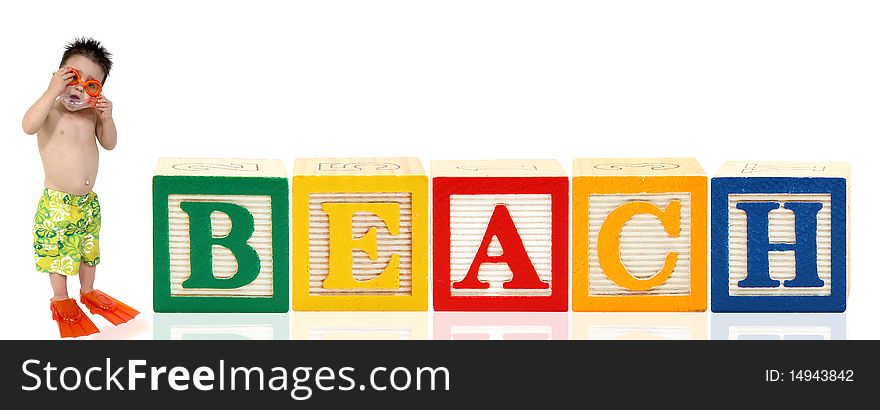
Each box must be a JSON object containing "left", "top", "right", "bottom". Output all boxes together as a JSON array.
[
  {"left": 292, "top": 158, "right": 428, "bottom": 311},
  {"left": 572, "top": 158, "right": 708, "bottom": 312}
]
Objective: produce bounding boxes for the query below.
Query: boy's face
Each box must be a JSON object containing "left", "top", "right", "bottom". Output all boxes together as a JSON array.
[{"left": 61, "top": 54, "right": 105, "bottom": 105}]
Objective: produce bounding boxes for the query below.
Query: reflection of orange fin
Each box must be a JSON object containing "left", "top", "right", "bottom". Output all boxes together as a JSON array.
[
  {"left": 50, "top": 299, "right": 99, "bottom": 338},
  {"left": 80, "top": 290, "right": 140, "bottom": 326}
]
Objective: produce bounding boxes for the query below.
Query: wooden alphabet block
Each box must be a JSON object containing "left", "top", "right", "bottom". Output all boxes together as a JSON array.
[
  {"left": 572, "top": 158, "right": 708, "bottom": 312},
  {"left": 152, "top": 158, "right": 290, "bottom": 312},
  {"left": 292, "top": 158, "right": 428, "bottom": 311},
  {"left": 711, "top": 161, "right": 850, "bottom": 312},
  {"left": 432, "top": 160, "right": 568, "bottom": 311}
]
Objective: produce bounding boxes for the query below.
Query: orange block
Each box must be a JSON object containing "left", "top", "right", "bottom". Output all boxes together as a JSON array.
[{"left": 572, "top": 158, "right": 707, "bottom": 311}]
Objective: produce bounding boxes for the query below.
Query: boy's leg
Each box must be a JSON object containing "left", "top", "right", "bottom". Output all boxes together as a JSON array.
[
  {"left": 79, "top": 193, "right": 100, "bottom": 296},
  {"left": 78, "top": 261, "right": 140, "bottom": 325},
  {"left": 49, "top": 272, "right": 69, "bottom": 300},
  {"left": 75, "top": 192, "right": 138, "bottom": 325},
  {"left": 78, "top": 263, "right": 96, "bottom": 294},
  {"left": 49, "top": 270, "right": 99, "bottom": 337}
]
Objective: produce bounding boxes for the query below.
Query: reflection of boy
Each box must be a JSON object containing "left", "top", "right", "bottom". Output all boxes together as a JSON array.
[{"left": 22, "top": 37, "right": 138, "bottom": 338}]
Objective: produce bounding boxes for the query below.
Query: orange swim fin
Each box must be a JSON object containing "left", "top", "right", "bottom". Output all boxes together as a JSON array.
[
  {"left": 50, "top": 298, "right": 99, "bottom": 338},
  {"left": 80, "top": 290, "right": 140, "bottom": 326}
]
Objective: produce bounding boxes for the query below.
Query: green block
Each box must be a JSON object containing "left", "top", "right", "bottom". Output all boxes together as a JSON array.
[{"left": 153, "top": 158, "right": 290, "bottom": 312}]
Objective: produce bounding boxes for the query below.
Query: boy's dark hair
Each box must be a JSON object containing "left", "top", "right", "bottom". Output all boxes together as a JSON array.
[{"left": 59, "top": 37, "right": 113, "bottom": 83}]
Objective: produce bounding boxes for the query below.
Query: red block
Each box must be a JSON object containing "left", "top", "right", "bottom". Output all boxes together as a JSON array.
[{"left": 432, "top": 160, "right": 569, "bottom": 311}]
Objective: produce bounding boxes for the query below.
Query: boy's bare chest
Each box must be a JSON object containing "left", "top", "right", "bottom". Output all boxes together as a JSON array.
[{"left": 43, "top": 109, "right": 96, "bottom": 142}]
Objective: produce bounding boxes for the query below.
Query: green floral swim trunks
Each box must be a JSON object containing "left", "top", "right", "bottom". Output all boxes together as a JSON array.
[{"left": 33, "top": 188, "right": 101, "bottom": 276}]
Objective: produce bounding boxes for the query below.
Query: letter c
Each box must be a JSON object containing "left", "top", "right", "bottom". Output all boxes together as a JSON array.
[{"left": 597, "top": 200, "right": 681, "bottom": 291}]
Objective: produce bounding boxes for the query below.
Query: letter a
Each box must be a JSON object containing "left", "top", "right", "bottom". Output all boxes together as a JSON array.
[{"left": 453, "top": 204, "right": 548, "bottom": 290}]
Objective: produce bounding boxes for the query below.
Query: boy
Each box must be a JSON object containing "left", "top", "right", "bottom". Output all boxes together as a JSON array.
[{"left": 22, "top": 38, "right": 138, "bottom": 338}]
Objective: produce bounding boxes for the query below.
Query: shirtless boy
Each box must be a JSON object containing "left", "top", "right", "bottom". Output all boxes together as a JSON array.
[{"left": 22, "top": 38, "right": 138, "bottom": 338}]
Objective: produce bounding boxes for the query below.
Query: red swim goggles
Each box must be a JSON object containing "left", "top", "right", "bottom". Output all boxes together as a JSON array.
[{"left": 66, "top": 67, "right": 102, "bottom": 97}]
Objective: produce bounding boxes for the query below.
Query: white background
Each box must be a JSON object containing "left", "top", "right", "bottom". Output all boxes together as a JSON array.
[{"left": 0, "top": 1, "right": 876, "bottom": 339}]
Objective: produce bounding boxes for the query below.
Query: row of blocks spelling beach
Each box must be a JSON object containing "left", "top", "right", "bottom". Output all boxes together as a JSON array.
[{"left": 152, "top": 157, "right": 849, "bottom": 313}]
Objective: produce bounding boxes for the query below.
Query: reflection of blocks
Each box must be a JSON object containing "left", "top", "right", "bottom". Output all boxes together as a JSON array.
[
  {"left": 711, "top": 161, "right": 850, "bottom": 312},
  {"left": 291, "top": 312, "right": 429, "bottom": 340},
  {"left": 433, "top": 312, "right": 569, "bottom": 340},
  {"left": 153, "top": 313, "right": 291, "bottom": 340},
  {"left": 710, "top": 313, "right": 846, "bottom": 340},
  {"left": 292, "top": 158, "right": 428, "bottom": 311},
  {"left": 572, "top": 158, "right": 707, "bottom": 312},
  {"left": 152, "top": 158, "right": 289, "bottom": 313},
  {"left": 432, "top": 160, "right": 568, "bottom": 311},
  {"left": 572, "top": 313, "right": 707, "bottom": 340}
]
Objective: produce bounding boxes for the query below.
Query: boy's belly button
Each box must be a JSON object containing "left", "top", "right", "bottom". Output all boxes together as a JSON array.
[{"left": 85, "top": 178, "right": 90, "bottom": 186}]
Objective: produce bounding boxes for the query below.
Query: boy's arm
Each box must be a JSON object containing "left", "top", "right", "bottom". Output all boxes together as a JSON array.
[
  {"left": 95, "top": 95, "right": 117, "bottom": 150},
  {"left": 22, "top": 67, "right": 75, "bottom": 135}
]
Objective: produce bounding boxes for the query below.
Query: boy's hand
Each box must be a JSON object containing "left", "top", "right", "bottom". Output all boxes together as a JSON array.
[
  {"left": 48, "top": 67, "right": 75, "bottom": 96},
  {"left": 95, "top": 95, "right": 113, "bottom": 120}
]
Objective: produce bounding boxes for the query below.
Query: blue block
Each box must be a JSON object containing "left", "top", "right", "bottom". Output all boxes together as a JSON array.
[{"left": 711, "top": 168, "right": 848, "bottom": 312}]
